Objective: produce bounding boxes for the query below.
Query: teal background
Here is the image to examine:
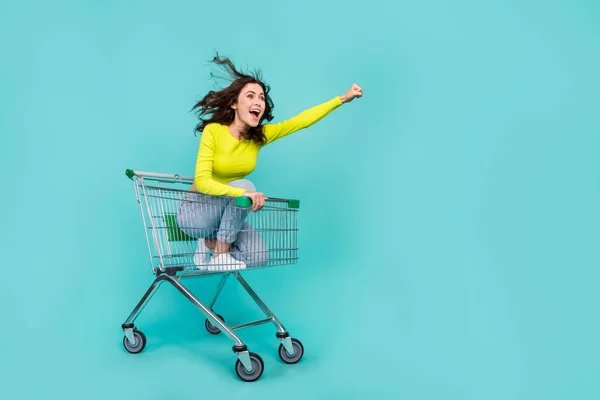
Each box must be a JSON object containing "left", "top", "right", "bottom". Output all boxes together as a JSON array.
[{"left": 1, "top": 0, "right": 599, "bottom": 398}]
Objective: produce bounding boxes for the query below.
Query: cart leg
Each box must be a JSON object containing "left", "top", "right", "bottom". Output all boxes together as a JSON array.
[
  {"left": 123, "top": 275, "right": 167, "bottom": 326},
  {"left": 208, "top": 274, "right": 229, "bottom": 310},
  {"left": 166, "top": 274, "right": 255, "bottom": 370},
  {"left": 121, "top": 275, "right": 167, "bottom": 346},
  {"left": 121, "top": 273, "right": 253, "bottom": 368},
  {"left": 234, "top": 272, "right": 296, "bottom": 355},
  {"left": 163, "top": 275, "right": 246, "bottom": 348}
]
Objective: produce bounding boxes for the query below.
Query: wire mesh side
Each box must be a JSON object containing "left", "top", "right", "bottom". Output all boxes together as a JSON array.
[{"left": 134, "top": 179, "right": 298, "bottom": 273}]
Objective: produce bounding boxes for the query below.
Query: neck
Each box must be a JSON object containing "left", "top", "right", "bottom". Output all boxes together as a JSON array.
[{"left": 228, "top": 118, "right": 249, "bottom": 140}]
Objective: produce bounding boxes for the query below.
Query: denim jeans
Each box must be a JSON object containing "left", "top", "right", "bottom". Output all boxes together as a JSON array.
[{"left": 176, "top": 179, "right": 269, "bottom": 267}]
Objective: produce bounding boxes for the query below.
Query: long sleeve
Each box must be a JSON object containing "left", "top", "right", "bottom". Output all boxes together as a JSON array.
[
  {"left": 263, "top": 96, "right": 343, "bottom": 145},
  {"left": 194, "top": 124, "right": 247, "bottom": 197}
]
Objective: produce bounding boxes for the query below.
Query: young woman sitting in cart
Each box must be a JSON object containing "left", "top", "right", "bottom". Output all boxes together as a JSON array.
[{"left": 177, "top": 55, "right": 362, "bottom": 270}]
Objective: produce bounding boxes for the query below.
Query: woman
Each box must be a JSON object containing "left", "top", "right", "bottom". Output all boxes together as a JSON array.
[{"left": 177, "top": 55, "right": 362, "bottom": 271}]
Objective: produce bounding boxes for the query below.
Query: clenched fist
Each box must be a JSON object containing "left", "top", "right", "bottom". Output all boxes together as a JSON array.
[{"left": 340, "top": 83, "right": 363, "bottom": 103}]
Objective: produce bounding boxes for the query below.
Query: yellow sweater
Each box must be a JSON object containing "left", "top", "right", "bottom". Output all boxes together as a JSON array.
[{"left": 194, "top": 96, "right": 343, "bottom": 197}]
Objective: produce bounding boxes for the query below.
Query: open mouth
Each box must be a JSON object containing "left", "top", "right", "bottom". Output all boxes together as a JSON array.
[{"left": 249, "top": 109, "right": 261, "bottom": 120}]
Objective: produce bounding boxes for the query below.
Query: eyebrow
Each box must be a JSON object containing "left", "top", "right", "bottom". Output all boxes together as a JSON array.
[{"left": 245, "top": 90, "right": 264, "bottom": 96}]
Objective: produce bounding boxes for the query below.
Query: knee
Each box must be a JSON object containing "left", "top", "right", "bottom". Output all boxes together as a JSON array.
[
  {"left": 176, "top": 205, "right": 189, "bottom": 229},
  {"left": 229, "top": 179, "right": 256, "bottom": 193},
  {"left": 176, "top": 202, "right": 215, "bottom": 239}
]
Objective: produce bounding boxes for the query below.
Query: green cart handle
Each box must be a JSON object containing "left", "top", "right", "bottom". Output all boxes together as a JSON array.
[{"left": 236, "top": 196, "right": 300, "bottom": 209}]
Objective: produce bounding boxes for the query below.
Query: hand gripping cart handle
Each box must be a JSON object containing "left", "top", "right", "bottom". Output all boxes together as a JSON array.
[{"left": 120, "top": 169, "right": 304, "bottom": 382}]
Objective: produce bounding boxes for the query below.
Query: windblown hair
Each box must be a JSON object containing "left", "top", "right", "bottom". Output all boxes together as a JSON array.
[{"left": 190, "top": 54, "right": 275, "bottom": 145}]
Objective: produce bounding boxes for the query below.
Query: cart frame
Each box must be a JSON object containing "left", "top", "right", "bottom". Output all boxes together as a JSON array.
[{"left": 120, "top": 169, "right": 304, "bottom": 382}]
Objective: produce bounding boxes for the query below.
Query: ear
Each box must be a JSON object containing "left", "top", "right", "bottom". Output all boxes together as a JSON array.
[{"left": 231, "top": 102, "right": 237, "bottom": 110}]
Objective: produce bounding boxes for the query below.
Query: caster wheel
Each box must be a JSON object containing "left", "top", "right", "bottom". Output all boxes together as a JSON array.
[
  {"left": 235, "top": 352, "right": 264, "bottom": 382},
  {"left": 123, "top": 329, "right": 146, "bottom": 354},
  {"left": 205, "top": 314, "right": 225, "bottom": 335},
  {"left": 278, "top": 338, "right": 304, "bottom": 364}
]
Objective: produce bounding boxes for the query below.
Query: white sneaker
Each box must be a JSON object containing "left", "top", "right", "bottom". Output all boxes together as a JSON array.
[
  {"left": 208, "top": 253, "right": 246, "bottom": 271},
  {"left": 193, "top": 239, "right": 212, "bottom": 269}
]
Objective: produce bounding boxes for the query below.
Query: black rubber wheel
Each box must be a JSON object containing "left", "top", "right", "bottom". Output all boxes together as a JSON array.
[
  {"left": 278, "top": 338, "right": 304, "bottom": 364},
  {"left": 205, "top": 314, "right": 225, "bottom": 335},
  {"left": 123, "top": 329, "right": 146, "bottom": 354},
  {"left": 235, "top": 352, "right": 264, "bottom": 382}
]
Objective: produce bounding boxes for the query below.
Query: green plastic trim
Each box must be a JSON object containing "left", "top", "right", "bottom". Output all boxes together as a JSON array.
[
  {"left": 125, "top": 169, "right": 135, "bottom": 180},
  {"left": 163, "top": 214, "right": 195, "bottom": 242},
  {"left": 235, "top": 196, "right": 299, "bottom": 208},
  {"left": 236, "top": 196, "right": 252, "bottom": 207}
]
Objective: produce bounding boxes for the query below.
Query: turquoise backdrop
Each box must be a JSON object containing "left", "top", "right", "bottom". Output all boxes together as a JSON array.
[{"left": 1, "top": 0, "right": 599, "bottom": 398}]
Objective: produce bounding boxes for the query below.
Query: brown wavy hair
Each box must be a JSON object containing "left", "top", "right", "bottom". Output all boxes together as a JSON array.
[{"left": 190, "top": 54, "right": 275, "bottom": 145}]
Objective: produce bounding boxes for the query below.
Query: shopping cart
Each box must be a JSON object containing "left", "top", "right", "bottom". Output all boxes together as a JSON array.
[{"left": 120, "top": 169, "right": 304, "bottom": 382}]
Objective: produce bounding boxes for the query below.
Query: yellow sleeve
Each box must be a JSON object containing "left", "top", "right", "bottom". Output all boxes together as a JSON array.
[
  {"left": 263, "top": 96, "right": 343, "bottom": 145},
  {"left": 194, "top": 124, "right": 247, "bottom": 197}
]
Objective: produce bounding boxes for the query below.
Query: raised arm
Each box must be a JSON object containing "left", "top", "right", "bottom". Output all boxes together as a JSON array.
[
  {"left": 194, "top": 124, "right": 247, "bottom": 197},
  {"left": 263, "top": 83, "right": 363, "bottom": 145}
]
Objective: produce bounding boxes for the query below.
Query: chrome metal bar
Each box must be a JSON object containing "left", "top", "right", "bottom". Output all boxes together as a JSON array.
[
  {"left": 131, "top": 170, "right": 194, "bottom": 182},
  {"left": 163, "top": 275, "right": 245, "bottom": 347},
  {"left": 157, "top": 187, "right": 173, "bottom": 257},
  {"left": 124, "top": 275, "right": 167, "bottom": 324},
  {"left": 140, "top": 180, "right": 165, "bottom": 272},
  {"left": 134, "top": 181, "right": 157, "bottom": 274},
  {"left": 230, "top": 317, "right": 274, "bottom": 331},
  {"left": 234, "top": 273, "right": 287, "bottom": 334},
  {"left": 142, "top": 184, "right": 292, "bottom": 204},
  {"left": 178, "top": 270, "right": 231, "bottom": 279},
  {"left": 208, "top": 274, "right": 229, "bottom": 309}
]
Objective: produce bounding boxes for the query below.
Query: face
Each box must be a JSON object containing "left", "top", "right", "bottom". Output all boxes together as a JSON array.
[{"left": 232, "top": 82, "right": 265, "bottom": 128}]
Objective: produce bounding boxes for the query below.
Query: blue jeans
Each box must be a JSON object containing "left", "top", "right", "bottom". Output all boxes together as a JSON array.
[{"left": 176, "top": 179, "right": 269, "bottom": 267}]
